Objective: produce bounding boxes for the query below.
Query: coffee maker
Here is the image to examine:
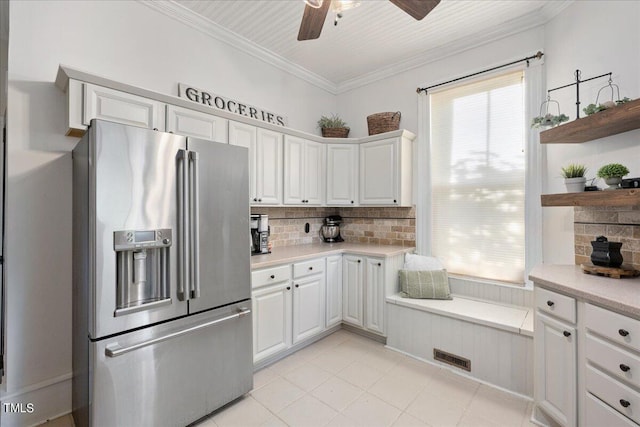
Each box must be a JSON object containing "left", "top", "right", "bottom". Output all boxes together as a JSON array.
[
  {"left": 251, "top": 214, "right": 270, "bottom": 255},
  {"left": 320, "top": 215, "right": 343, "bottom": 243}
]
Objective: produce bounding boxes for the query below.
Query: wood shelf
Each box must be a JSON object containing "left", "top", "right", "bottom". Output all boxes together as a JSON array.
[
  {"left": 540, "top": 98, "right": 640, "bottom": 144},
  {"left": 541, "top": 189, "right": 640, "bottom": 207}
]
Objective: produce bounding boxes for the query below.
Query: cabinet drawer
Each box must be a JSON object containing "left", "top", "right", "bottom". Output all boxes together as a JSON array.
[
  {"left": 586, "top": 304, "right": 640, "bottom": 353},
  {"left": 252, "top": 265, "right": 291, "bottom": 289},
  {"left": 535, "top": 287, "right": 576, "bottom": 324},
  {"left": 586, "top": 365, "right": 640, "bottom": 424},
  {"left": 587, "top": 334, "right": 640, "bottom": 389},
  {"left": 293, "top": 258, "right": 325, "bottom": 279},
  {"left": 585, "top": 392, "right": 639, "bottom": 427}
]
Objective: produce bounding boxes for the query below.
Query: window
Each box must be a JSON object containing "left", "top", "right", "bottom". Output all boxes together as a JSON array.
[{"left": 429, "top": 71, "right": 525, "bottom": 284}]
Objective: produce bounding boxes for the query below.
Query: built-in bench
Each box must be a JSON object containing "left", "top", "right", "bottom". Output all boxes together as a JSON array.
[{"left": 385, "top": 278, "right": 534, "bottom": 398}]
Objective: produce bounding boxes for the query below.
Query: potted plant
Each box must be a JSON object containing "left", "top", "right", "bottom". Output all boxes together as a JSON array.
[
  {"left": 597, "top": 163, "right": 630, "bottom": 190},
  {"left": 561, "top": 164, "right": 587, "bottom": 193},
  {"left": 317, "top": 114, "right": 349, "bottom": 138}
]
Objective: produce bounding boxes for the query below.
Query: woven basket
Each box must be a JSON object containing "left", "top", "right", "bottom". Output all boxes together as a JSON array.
[
  {"left": 321, "top": 127, "right": 350, "bottom": 138},
  {"left": 367, "top": 111, "right": 401, "bottom": 135}
]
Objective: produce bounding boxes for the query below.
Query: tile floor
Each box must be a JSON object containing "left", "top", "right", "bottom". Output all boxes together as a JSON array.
[{"left": 42, "top": 329, "right": 535, "bottom": 427}]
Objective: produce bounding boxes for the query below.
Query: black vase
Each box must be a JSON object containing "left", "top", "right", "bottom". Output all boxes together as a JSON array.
[{"left": 590, "top": 236, "right": 623, "bottom": 268}]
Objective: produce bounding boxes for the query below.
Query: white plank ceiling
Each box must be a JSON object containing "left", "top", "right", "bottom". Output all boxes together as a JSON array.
[{"left": 162, "top": 0, "right": 572, "bottom": 91}]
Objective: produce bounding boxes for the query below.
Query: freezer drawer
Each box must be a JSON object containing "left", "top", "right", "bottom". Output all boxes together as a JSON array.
[{"left": 78, "top": 302, "right": 253, "bottom": 427}]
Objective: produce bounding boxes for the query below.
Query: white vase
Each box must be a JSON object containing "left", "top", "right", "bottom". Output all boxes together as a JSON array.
[
  {"left": 603, "top": 177, "right": 622, "bottom": 190},
  {"left": 564, "top": 177, "right": 586, "bottom": 193}
]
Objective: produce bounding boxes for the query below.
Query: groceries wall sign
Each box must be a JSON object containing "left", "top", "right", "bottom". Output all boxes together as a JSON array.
[{"left": 178, "top": 83, "right": 287, "bottom": 127}]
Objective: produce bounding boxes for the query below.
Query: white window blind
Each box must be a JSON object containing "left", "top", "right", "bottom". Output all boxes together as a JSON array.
[{"left": 430, "top": 71, "right": 525, "bottom": 284}]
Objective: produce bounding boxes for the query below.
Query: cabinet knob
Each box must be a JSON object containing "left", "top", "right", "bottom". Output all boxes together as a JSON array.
[
  {"left": 357, "top": 260, "right": 361, "bottom": 263},
  {"left": 286, "top": 286, "right": 291, "bottom": 290},
  {"left": 258, "top": 198, "right": 262, "bottom": 202},
  {"left": 620, "top": 399, "right": 631, "bottom": 408},
  {"left": 620, "top": 364, "right": 631, "bottom": 372},
  {"left": 563, "top": 331, "right": 571, "bottom": 337},
  {"left": 153, "top": 128, "right": 159, "bottom": 131},
  {"left": 351, "top": 200, "right": 354, "bottom": 204},
  {"left": 309, "top": 266, "right": 313, "bottom": 270},
  {"left": 253, "top": 198, "right": 258, "bottom": 202},
  {"left": 619, "top": 329, "right": 630, "bottom": 337},
  {"left": 377, "top": 262, "right": 381, "bottom": 266},
  {"left": 546, "top": 301, "right": 555, "bottom": 307},
  {"left": 393, "top": 199, "right": 397, "bottom": 203},
  {"left": 295, "top": 284, "right": 299, "bottom": 288},
  {"left": 270, "top": 275, "right": 275, "bottom": 279}
]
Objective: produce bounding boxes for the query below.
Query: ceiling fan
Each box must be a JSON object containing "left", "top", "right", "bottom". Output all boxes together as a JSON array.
[{"left": 297, "top": 0, "right": 441, "bottom": 41}]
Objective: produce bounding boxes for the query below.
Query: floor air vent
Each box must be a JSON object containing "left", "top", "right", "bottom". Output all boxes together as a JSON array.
[{"left": 433, "top": 348, "right": 471, "bottom": 372}]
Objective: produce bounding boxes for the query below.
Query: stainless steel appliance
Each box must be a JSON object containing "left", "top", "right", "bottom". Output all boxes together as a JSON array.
[
  {"left": 320, "top": 215, "right": 344, "bottom": 242},
  {"left": 250, "top": 214, "right": 270, "bottom": 255},
  {"left": 72, "top": 120, "right": 252, "bottom": 427}
]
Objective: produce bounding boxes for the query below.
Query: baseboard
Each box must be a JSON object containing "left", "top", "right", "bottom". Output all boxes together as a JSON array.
[
  {"left": 0, "top": 373, "right": 72, "bottom": 427},
  {"left": 340, "top": 323, "right": 386, "bottom": 344}
]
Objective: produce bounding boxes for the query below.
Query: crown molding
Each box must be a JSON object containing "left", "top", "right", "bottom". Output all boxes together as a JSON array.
[
  {"left": 139, "top": 0, "right": 338, "bottom": 95},
  {"left": 141, "top": 0, "right": 574, "bottom": 96}
]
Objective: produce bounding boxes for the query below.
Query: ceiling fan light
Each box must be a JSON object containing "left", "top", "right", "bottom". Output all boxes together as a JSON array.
[
  {"left": 304, "top": 0, "right": 324, "bottom": 8},
  {"left": 331, "top": 0, "right": 361, "bottom": 13}
]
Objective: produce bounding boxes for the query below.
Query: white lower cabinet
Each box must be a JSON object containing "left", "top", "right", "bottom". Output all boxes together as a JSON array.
[
  {"left": 534, "top": 310, "right": 577, "bottom": 427},
  {"left": 534, "top": 284, "right": 640, "bottom": 427},
  {"left": 251, "top": 258, "right": 326, "bottom": 364},
  {"left": 252, "top": 280, "right": 292, "bottom": 363},
  {"left": 342, "top": 255, "right": 364, "bottom": 327},
  {"left": 342, "top": 255, "right": 387, "bottom": 336},
  {"left": 325, "top": 255, "right": 343, "bottom": 328}
]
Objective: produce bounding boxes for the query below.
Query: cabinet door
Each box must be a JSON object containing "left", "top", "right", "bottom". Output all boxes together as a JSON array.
[
  {"left": 84, "top": 83, "right": 165, "bottom": 130},
  {"left": 292, "top": 273, "right": 325, "bottom": 344},
  {"left": 365, "top": 257, "right": 385, "bottom": 335},
  {"left": 166, "top": 105, "right": 228, "bottom": 142},
  {"left": 342, "top": 255, "right": 364, "bottom": 327},
  {"left": 252, "top": 283, "right": 292, "bottom": 363},
  {"left": 283, "top": 135, "right": 305, "bottom": 204},
  {"left": 304, "top": 141, "right": 324, "bottom": 205},
  {"left": 229, "top": 120, "right": 257, "bottom": 203},
  {"left": 535, "top": 311, "right": 577, "bottom": 427},
  {"left": 256, "top": 128, "right": 282, "bottom": 205},
  {"left": 326, "top": 255, "right": 343, "bottom": 328},
  {"left": 359, "top": 138, "right": 398, "bottom": 205},
  {"left": 326, "top": 144, "right": 358, "bottom": 206}
]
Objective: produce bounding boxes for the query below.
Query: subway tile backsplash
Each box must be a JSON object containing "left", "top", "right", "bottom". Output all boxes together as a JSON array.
[
  {"left": 250, "top": 206, "right": 416, "bottom": 248},
  {"left": 574, "top": 206, "right": 640, "bottom": 270}
]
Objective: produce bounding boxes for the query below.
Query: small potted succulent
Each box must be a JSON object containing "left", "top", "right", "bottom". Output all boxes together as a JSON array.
[
  {"left": 597, "top": 163, "right": 630, "bottom": 190},
  {"left": 317, "top": 114, "right": 350, "bottom": 138},
  {"left": 531, "top": 113, "right": 569, "bottom": 128},
  {"left": 561, "top": 164, "right": 587, "bottom": 193}
]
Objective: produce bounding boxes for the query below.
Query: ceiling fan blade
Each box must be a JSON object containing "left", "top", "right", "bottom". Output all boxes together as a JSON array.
[
  {"left": 389, "top": 0, "right": 440, "bottom": 21},
  {"left": 297, "top": 0, "right": 331, "bottom": 41}
]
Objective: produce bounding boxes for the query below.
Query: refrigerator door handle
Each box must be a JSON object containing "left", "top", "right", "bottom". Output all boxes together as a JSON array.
[
  {"left": 189, "top": 150, "right": 201, "bottom": 299},
  {"left": 177, "top": 149, "right": 189, "bottom": 301},
  {"left": 105, "top": 307, "right": 251, "bottom": 358}
]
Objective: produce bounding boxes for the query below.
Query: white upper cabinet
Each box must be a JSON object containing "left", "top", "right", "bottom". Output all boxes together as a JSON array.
[
  {"left": 230, "top": 122, "right": 282, "bottom": 206},
  {"left": 283, "top": 135, "right": 324, "bottom": 205},
  {"left": 255, "top": 128, "right": 283, "bottom": 205},
  {"left": 326, "top": 144, "right": 358, "bottom": 206},
  {"left": 83, "top": 83, "right": 166, "bottom": 131},
  {"left": 166, "top": 105, "right": 228, "bottom": 142},
  {"left": 359, "top": 136, "right": 412, "bottom": 206},
  {"left": 229, "top": 120, "right": 257, "bottom": 204}
]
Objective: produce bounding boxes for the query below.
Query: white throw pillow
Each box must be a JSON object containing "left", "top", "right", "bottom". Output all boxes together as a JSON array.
[{"left": 404, "top": 253, "right": 444, "bottom": 271}]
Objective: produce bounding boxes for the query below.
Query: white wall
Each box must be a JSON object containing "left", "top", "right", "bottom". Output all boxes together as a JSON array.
[{"left": 2, "top": 1, "right": 335, "bottom": 425}]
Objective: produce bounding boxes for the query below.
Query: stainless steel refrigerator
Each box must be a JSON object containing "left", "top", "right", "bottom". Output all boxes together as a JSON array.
[{"left": 72, "top": 119, "right": 252, "bottom": 427}]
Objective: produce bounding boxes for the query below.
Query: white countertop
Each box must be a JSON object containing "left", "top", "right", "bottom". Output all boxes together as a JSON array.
[
  {"left": 529, "top": 264, "right": 640, "bottom": 319},
  {"left": 251, "top": 243, "right": 414, "bottom": 270}
]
